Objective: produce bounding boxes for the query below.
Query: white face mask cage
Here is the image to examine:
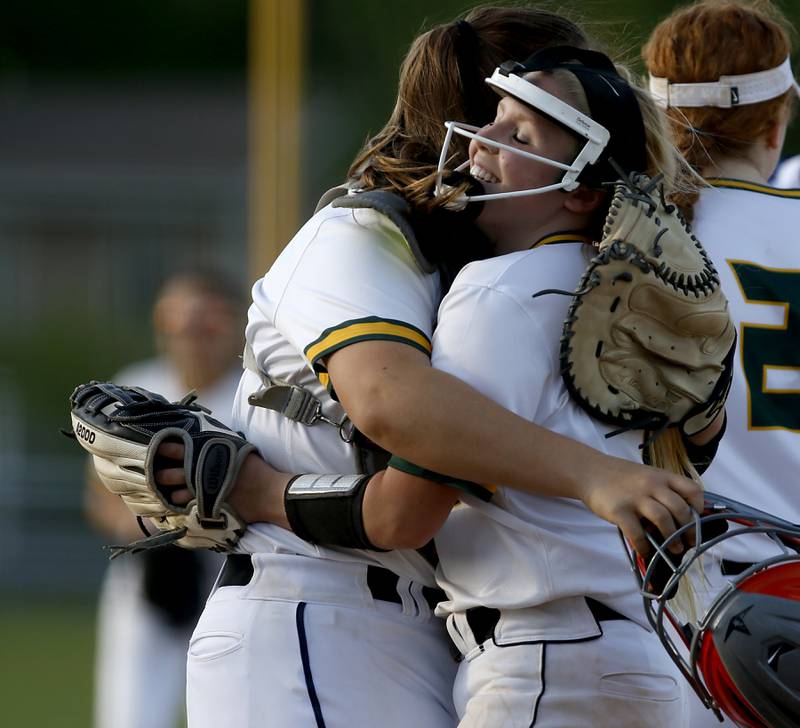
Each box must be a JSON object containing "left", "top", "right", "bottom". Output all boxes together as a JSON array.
[
  {"left": 435, "top": 68, "right": 611, "bottom": 205},
  {"left": 622, "top": 491, "right": 800, "bottom": 721},
  {"left": 649, "top": 57, "right": 800, "bottom": 109}
]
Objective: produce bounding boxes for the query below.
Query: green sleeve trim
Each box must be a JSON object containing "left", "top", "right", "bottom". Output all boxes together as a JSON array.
[{"left": 387, "top": 455, "right": 493, "bottom": 502}]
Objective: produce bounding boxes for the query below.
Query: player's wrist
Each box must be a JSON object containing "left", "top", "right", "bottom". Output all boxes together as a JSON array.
[
  {"left": 560, "top": 447, "right": 614, "bottom": 504},
  {"left": 228, "top": 453, "right": 291, "bottom": 529}
]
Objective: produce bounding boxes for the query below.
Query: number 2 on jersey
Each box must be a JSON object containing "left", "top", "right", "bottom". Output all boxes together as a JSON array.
[{"left": 729, "top": 261, "right": 800, "bottom": 431}]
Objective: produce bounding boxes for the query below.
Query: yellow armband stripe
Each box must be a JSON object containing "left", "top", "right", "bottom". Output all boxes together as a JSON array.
[{"left": 305, "top": 316, "right": 432, "bottom": 370}]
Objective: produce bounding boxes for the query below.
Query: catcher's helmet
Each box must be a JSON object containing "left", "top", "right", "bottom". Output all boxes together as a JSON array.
[
  {"left": 434, "top": 46, "right": 647, "bottom": 205},
  {"left": 625, "top": 492, "right": 800, "bottom": 728}
]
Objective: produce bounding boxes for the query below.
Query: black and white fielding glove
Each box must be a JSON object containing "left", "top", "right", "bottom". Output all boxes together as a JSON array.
[{"left": 69, "top": 381, "right": 254, "bottom": 556}]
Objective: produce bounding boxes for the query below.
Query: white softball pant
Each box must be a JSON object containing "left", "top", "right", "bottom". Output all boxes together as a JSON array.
[
  {"left": 447, "top": 606, "right": 688, "bottom": 728},
  {"left": 186, "top": 553, "right": 458, "bottom": 728}
]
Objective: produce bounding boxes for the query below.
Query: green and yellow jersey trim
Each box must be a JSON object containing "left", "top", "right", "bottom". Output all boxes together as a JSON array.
[
  {"left": 304, "top": 316, "right": 432, "bottom": 372},
  {"left": 706, "top": 178, "right": 800, "bottom": 198},
  {"left": 530, "top": 231, "right": 594, "bottom": 249},
  {"left": 388, "top": 455, "right": 495, "bottom": 501}
]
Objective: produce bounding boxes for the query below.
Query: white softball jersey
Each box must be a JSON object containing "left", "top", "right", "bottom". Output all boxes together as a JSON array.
[
  {"left": 188, "top": 203, "right": 459, "bottom": 728},
  {"left": 426, "top": 234, "right": 687, "bottom": 727},
  {"left": 685, "top": 181, "right": 800, "bottom": 728},
  {"left": 693, "top": 179, "right": 800, "bottom": 563},
  {"left": 232, "top": 202, "right": 443, "bottom": 586},
  {"left": 430, "top": 234, "right": 648, "bottom": 633},
  {"left": 772, "top": 154, "right": 800, "bottom": 188}
]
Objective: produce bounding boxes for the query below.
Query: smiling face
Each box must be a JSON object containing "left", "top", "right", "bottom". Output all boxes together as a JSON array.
[{"left": 469, "top": 72, "right": 587, "bottom": 253}]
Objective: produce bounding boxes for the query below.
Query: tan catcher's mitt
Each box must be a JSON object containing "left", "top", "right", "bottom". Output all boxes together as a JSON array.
[{"left": 558, "top": 173, "right": 736, "bottom": 438}]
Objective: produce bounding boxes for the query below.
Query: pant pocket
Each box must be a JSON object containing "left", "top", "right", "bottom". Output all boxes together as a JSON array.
[
  {"left": 599, "top": 671, "right": 680, "bottom": 702},
  {"left": 188, "top": 631, "right": 244, "bottom": 661}
]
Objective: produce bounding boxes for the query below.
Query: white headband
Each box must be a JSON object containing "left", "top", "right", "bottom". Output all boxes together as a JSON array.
[{"left": 649, "top": 57, "right": 800, "bottom": 109}]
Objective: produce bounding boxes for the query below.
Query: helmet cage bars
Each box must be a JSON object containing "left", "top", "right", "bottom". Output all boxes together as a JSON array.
[
  {"left": 434, "top": 69, "right": 611, "bottom": 202},
  {"left": 434, "top": 46, "right": 647, "bottom": 206},
  {"left": 623, "top": 491, "right": 800, "bottom": 726}
]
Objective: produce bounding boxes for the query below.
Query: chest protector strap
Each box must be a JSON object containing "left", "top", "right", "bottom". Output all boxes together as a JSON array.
[
  {"left": 243, "top": 342, "right": 354, "bottom": 436},
  {"left": 331, "top": 189, "right": 435, "bottom": 273}
]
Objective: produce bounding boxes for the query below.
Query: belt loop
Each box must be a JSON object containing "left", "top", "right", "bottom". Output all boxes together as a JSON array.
[
  {"left": 445, "top": 612, "right": 472, "bottom": 659},
  {"left": 395, "top": 576, "right": 418, "bottom": 616}
]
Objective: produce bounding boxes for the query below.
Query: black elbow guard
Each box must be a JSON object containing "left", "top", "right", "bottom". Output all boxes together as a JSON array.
[{"left": 284, "top": 474, "right": 385, "bottom": 551}]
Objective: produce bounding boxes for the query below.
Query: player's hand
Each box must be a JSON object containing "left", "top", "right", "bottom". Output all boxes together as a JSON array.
[
  {"left": 577, "top": 456, "right": 702, "bottom": 557},
  {"left": 154, "top": 443, "right": 291, "bottom": 527},
  {"left": 153, "top": 442, "right": 192, "bottom": 505}
]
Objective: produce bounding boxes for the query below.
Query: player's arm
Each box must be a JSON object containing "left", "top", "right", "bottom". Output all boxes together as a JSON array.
[
  {"left": 157, "top": 333, "right": 705, "bottom": 554},
  {"left": 157, "top": 444, "right": 458, "bottom": 550},
  {"left": 361, "top": 468, "right": 460, "bottom": 550},
  {"left": 326, "top": 340, "right": 701, "bottom": 553}
]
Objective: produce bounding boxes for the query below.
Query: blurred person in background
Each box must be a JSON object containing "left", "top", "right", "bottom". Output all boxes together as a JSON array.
[
  {"left": 84, "top": 269, "right": 244, "bottom": 728},
  {"left": 644, "top": 1, "right": 800, "bottom": 725}
]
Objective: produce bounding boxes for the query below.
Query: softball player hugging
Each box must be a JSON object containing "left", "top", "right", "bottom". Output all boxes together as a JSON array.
[
  {"left": 137, "top": 10, "right": 715, "bottom": 728},
  {"left": 282, "top": 47, "right": 729, "bottom": 725},
  {"left": 406, "top": 48, "right": 706, "bottom": 728},
  {"left": 200, "top": 47, "right": 727, "bottom": 727},
  {"left": 184, "top": 10, "right": 701, "bottom": 728}
]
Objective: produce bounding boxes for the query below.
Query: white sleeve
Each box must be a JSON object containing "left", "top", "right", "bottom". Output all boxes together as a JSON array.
[
  {"left": 253, "top": 208, "right": 440, "bottom": 374},
  {"left": 431, "top": 280, "right": 554, "bottom": 421}
]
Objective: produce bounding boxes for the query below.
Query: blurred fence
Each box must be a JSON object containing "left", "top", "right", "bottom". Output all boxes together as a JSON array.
[
  {"left": 0, "top": 452, "right": 105, "bottom": 596},
  {"left": 0, "top": 77, "right": 247, "bottom": 597},
  {"left": 0, "top": 367, "right": 94, "bottom": 595}
]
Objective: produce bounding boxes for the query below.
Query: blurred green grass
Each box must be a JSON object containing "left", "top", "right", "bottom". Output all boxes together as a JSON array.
[{"left": 1, "top": 600, "right": 95, "bottom": 728}]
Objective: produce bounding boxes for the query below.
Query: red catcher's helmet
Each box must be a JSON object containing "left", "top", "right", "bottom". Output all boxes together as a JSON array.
[{"left": 624, "top": 491, "right": 800, "bottom": 727}]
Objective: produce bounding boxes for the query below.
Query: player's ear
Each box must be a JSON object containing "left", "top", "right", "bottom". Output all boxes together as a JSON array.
[
  {"left": 563, "top": 185, "right": 606, "bottom": 214},
  {"left": 764, "top": 117, "right": 786, "bottom": 151}
]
